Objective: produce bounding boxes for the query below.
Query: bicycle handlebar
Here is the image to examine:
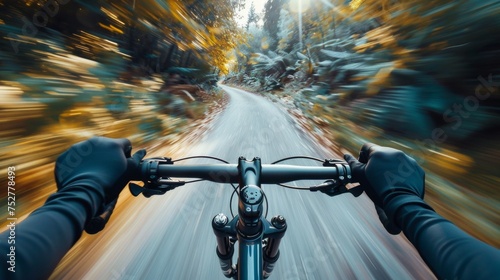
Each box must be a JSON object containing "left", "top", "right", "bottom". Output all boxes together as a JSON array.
[
  {"left": 86, "top": 156, "right": 362, "bottom": 234},
  {"left": 147, "top": 164, "right": 351, "bottom": 184},
  {"left": 127, "top": 156, "right": 362, "bottom": 198}
]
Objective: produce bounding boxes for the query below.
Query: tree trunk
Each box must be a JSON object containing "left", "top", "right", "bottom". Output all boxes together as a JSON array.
[
  {"left": 163, "top": 44, "right": 177, "bottom": 71},
  {"left": 183, "top": 51, "right": 192, "bottom": 67}
]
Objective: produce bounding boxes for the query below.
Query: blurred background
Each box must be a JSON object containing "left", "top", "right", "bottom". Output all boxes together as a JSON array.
[{"left": 0, "top": 0, "right": 499, "bottom": 277}]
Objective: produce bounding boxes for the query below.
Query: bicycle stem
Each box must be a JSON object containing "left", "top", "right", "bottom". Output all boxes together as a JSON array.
[{"left": 237, "top": 157, "right": 264, "bottom": 238}]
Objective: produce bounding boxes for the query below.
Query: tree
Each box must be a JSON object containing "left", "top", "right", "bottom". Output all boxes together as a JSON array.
[
  {"left": 263, "top": 0, "right": 284, "bottom": 50},
  {"left": 246, "top": 1, "right": 260, "bottom": 30},
  {"left": 277, "top": 8, "right": 299, "bottom": 53}
]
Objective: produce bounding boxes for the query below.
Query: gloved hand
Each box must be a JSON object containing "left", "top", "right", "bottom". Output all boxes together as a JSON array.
[
  {"left": 344, "top": 143, "right": 426, "bottom": 234},
  {"left": 54, "top": 137, "right": 146, "bottom": 210}
]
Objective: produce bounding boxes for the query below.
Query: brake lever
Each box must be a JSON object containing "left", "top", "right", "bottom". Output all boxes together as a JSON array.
[
  {"left": 310, "top": 180, "right": 363, "bottom": 197},
  {"left": 129, "top": 178, "right": 185, "bottom": 198}
]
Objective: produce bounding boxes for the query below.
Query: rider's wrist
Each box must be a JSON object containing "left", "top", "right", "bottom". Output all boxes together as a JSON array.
[
  {"left": 56, "top": 181, "right": 106, "bottom": 221},
  {"left": 384, "top": 195, "right": 433, "bottom": 228}
]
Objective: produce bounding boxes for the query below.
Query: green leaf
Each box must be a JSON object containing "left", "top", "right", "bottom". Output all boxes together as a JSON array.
[
  {"left": 321, "top": 49, "right": 351, "bottom": 59},
  {"left": 296, "top": 52, "right": 309, "bottom": 60}
]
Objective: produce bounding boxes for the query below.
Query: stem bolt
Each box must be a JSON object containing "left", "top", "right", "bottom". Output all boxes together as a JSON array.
[{"left": 272, "top": 215, "right": 286, "bottom": 229}]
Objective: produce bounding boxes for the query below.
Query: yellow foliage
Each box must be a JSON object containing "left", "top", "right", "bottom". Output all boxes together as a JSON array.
[
  {"left": 393, "top": 59, "right": 407, "bottom": 69},
  {"left": 427, "top": 41, "right": 448, "bottom": 51},
  {"left": 350, "top": 0, "right": 457, "bottom": 59},
  {"left": 366, "top": 67, "right": 394, "bottom": 95},
  {"left": 98, "top": 23, "right": 124, "bottom": 34},
  {"left": 350, "top": 0, "right": 364, "bottom": 11},
  {"left": 426, "top": 148, "right": 474, "bottom": 175},
  {"left": 103, "top": 0, "right": 240, "bottom": 73}
]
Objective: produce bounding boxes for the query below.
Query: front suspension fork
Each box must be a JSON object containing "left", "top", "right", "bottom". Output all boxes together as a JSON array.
[
  {"left": 213, "top": 213, "right": 237, "bottom": 278},
  {"left": 212, "top": 214, "right": 287, "bottom": 279},
  {"left": 262, "top": 215, "right": 286, "bottom": 278}
]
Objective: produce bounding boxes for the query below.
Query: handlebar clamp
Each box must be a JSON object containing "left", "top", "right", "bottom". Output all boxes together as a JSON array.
[
  {"left": 142, "top": 157, "right": 174, "bottom": 181},
  {"left": 129, "top": 157, "right": 184, "bottom": 198},
  {"left": 322, "top": 159, "right": 352, "bottom": 184},
  {"left": 311, "top": 159, "right": 355, "bottom": 197}
]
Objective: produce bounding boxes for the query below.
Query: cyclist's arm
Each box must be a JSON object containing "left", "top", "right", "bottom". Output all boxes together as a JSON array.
[
  {"left": 0, "top": 186, "right": 103, "bottom": 280},
  {"left": 395, "top": 196, "right": 500, "bottom": 279}
]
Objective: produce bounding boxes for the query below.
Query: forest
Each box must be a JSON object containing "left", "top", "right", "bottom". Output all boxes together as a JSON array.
[{"left": 0, "top": 0, "right": 498, "bottom": 255}]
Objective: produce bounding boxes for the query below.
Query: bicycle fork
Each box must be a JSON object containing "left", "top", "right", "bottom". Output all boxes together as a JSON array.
[{"left": 212, "top": 214, "right": 287, "bottom": 279}]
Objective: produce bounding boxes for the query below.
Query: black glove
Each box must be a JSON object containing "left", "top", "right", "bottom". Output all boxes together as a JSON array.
[
  {"left": 344, "top": 143, "right": 426, "bottom": 234},
  {"left": 54, "top": 137, "right": 146, "bottom": 211}
]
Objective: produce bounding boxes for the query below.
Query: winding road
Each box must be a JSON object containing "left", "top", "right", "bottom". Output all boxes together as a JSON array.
[{"left": 49, "top": 85, "right": 434, "bottom": 279}]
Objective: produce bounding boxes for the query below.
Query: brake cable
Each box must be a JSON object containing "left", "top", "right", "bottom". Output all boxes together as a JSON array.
[
  {"left": 270, "top": 156, "right": 324, "bottom": 164},
  {"left": 171, "top": 155, "right": 244, "bottom": 218},
  {"left": 271, "top": 156, "right": 326, "bottom": 190},
  {"left": 171, "top": 155, "right": 238, "bottom": 191},
  {"left": 172, "top": 155, "right": 231, "bottom": 164},
  {"left": 271, "top": 156, "right": 362, "bottom": 197}
]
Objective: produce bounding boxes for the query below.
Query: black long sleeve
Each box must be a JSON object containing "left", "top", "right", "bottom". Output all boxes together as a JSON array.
[
  {"left": 0, "top": 186, "right": 103, "bottom": 280},
  {"left": 395, "top": 196, "right": 500, "bottom": 279}
]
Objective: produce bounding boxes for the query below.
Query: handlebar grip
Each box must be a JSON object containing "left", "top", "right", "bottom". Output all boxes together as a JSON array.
[
  {"left": 375, "top": 205, "right": 401, "bottom": 235},
  {"left": 84, "top": 198, "right": 118, "bottom": 234}
]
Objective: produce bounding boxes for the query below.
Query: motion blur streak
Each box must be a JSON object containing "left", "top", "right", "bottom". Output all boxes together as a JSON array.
[{"left": 49, "top": 86, "right": 434, "bottom": 279}]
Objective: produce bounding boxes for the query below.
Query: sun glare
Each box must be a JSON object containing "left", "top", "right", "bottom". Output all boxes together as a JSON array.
[{"left": 289, "top": 0, "right": 312, "bottom": 13}]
